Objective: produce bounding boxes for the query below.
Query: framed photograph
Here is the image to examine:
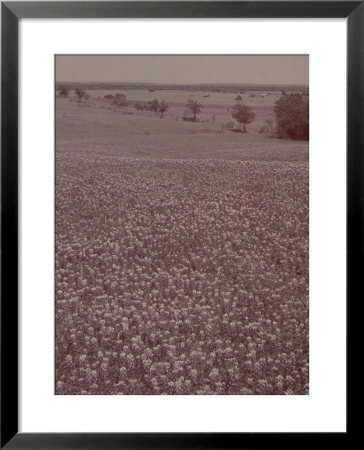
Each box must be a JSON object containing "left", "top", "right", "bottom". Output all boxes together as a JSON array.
[{"left": 1, "top": 1, "right": 356, "bottom": 448}]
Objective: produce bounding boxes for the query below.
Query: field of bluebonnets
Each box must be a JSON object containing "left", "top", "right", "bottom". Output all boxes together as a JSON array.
[{"left": 55, "top": 91, "right": 309, "bottom": 395}]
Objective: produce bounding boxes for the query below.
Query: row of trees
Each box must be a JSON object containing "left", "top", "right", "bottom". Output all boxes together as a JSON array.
[
  {"left": 229, "top": 93, "right": 308, "bottom": 139},
  {"left": 134, "top": 99, "right": 170, "bottom": 118},
  {"left": 135, "top": 98, "right": 202, "bottom": 121},
  {"left": 57, "top": 86, "right": 308, "bottom": 140},
  {"left": 231, "top": 93, "right": 309, "bottom": 139},
  {"left": 57, "top": 86, "right": 89, "bottom": 101}
]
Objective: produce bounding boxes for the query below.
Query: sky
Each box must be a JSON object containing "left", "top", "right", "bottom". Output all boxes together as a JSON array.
[{"left": 56, "top": 55, "right": 309, "bottom": 85}]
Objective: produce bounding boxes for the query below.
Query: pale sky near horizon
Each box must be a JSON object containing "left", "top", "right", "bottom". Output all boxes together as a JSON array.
[{"left": 56, "top": 55, "right": 308, "bottom": 85}]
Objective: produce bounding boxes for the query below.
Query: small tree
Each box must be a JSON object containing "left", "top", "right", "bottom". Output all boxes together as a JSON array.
[
  {"left": 112, "top": 93, "right": 126, "bottom": 107},
  {"left": 158, "top": 100, "right": 169, "bottom": 118},
  {"left": 148, "top": 99, "right": 160, "bottom": 114},
  {"left": 74, "top": 88, "right": 86, "bottom": 99},
  {"left": 235, "top": 94, "right": 242, "bottom": 102},
  {"left": 231, "top": 103, "right": 255, "bottom": 132},
  {"left": 186, "top": 99, "right": 202, "bottom": 122},
  {"left": 273, "top": 93, "right": 309, "bottom": 140},
  {"left": 57, "top": 85, "right": 69, "bottom": 98}
]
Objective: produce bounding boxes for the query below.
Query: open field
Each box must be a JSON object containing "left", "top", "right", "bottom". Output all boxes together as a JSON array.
[
  {"left": 55, "top": 90, "right": 309, "bottom": 395},
  {"left": 56, "top": 96, "right": 308, "bottom": 161},
  {"left": 86, "top": 89, "right": 280, "bottom": 131}
]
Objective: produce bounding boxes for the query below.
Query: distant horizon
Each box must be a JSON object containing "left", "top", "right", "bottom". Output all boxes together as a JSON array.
[{"left": 56, "top": 80, "right": 309, "bottom": 87}]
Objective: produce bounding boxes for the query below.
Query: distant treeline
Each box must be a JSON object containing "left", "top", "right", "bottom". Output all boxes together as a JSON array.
[{"left": 56, "top": 82, "right": 309, "bottom": 95}]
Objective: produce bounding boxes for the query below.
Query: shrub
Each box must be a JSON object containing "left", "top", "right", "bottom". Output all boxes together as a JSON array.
[
  {"left": 186, "top": 99, "right": 202, "bottom": 122},
  {"left": 57, "top": 85, "right": 69, "bottom": 98},
  {"left": 158, "top": 100, "right": 169, "bottom": 118},
  {"left": 259, "top": 119, "right": 275, "bottom": 136},
  {"left": 75, "top": 88, "right": 86, "bottom": 99},
  {"left": 182, "top": 109, "right": 193, "bottom": 121},
  {"left": 112, "top": 94, "right": 127, "bottom": 107},
  {"left": 148, "top": 99, "right": 160, "bottom": 114},
  {"left": 274, "top": 93, "right": 309, "bottom": 140},
  {"left": 231, "top": 103, "right": 255, "bottom": 133}
]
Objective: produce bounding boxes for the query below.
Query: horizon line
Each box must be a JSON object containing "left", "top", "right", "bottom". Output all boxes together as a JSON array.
[{"left": 56, "top": 81, "right": 309, "bottom": 87}]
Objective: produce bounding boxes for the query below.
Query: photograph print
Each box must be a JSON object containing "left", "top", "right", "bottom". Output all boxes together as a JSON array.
[{"left": 55, "top": 55, "right": 309, "bottom": 395}]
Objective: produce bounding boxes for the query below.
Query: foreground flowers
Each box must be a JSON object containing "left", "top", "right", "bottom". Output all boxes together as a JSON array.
[{"left": 56, "top": 153, "right": 309, "bottom": 395}]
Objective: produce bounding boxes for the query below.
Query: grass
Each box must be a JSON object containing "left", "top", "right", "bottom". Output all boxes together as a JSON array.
[
  {"left": 56, "top": 97, "right": 308, "bottom": 162},
  {"left": 55, "top": 89, "right": 309, "bottom": 395}
]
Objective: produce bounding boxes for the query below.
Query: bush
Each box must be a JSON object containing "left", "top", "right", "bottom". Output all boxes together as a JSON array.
[
  {"left": 182, "top": 109, "right": 193, "bottom": 121},
  {"left": 259, "top": 119, "right": 275, "bottom": 136},
  {"left": 274, "top": 93, "right": 309, "bottom": 140},
  {"left": 231, "top": 103, "right": 255, "bottom": 133},
  {"left": 158, "top": 100, "right": 169, "bottom": 118},
  {"left": 112, "top": 94, "right": 126, "bottom": 107},
  {"left": 57, "top": 85, "right": 69, "bottom": 98},
  {"left": 148, "top": 99, "right": 160, "bottom": 113},
  {"left": 75, "top": 88, "right": 86, "bottom": 99},
  {"left": 186, "top": 99, "right": 202, "bottom": 122}
]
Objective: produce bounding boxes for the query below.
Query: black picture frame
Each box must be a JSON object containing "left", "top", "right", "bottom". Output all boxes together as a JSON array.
[{"left": 1, "top": 1, "right": 357, "bottom": 448}]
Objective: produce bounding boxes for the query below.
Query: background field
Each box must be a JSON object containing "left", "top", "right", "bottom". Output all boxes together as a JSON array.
[{"left": 56, "top": 89, "right": 309, "bottom": 395}]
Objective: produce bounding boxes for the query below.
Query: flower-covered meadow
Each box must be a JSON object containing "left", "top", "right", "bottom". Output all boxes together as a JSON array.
[{"left": 56, "top": 153, "right": 308, "bottom": 395}]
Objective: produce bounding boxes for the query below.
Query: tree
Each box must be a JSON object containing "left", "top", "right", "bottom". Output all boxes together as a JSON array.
[
  {"left": 74, "top": 88, "right": 86, "bottom": 99},
  {"left": 57, "top": 85, "right": 69, "bottom": 98},
  {"left": 148, "top": 99, "right": 160, "bottom": 114},
  {"left": 158, "top": 100, "right": 169, "bottom": 118},
  {"left": 231, "top": 103, "right": 255, "bottom": 132},
  {"left": 235, "top": 94, "right": 242, "bottom": 101},
  {"left": 273, "top": 93, "right": 309, "bottom": 140},
  {"left": 112, "top": 93, "right": 126, "bottom": 107},
  {"left": 186, "top": 99, "right": 202, "bottom": 122}
]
